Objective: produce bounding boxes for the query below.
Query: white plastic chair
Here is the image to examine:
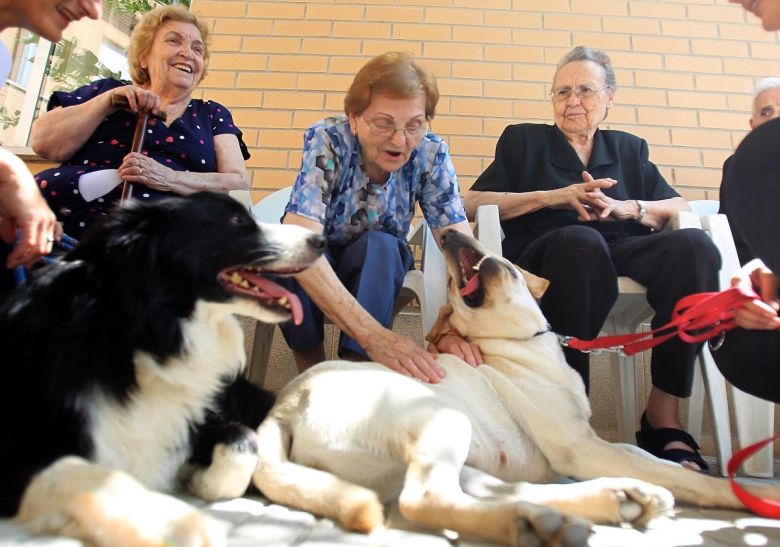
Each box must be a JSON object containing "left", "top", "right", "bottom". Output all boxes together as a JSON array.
[
  {"left": 474, "top": 202, "right": 739, "bottom": 477},
  {"left": 689, "top": 200, "right": 775, "bottom": 477},
  {"left": 245, "top": 186, "right": 447, "bottom": 387}
]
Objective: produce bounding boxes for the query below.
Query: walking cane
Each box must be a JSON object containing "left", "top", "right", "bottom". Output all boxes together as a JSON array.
[{"left": 109, "top": 94, "right": 167, "bottom": 206}]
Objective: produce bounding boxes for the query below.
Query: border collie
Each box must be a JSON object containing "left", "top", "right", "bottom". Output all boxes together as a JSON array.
[{"left": 0, "top": 192, "right": 324, "bottom": 546}]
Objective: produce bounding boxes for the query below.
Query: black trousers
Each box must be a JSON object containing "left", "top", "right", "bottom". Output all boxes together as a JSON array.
[
  {"left": 712, "top": 328, "right": 780, "bottom": 404},
  {"left": 509, "top": 226, "right": 720, "bottom": 396}
]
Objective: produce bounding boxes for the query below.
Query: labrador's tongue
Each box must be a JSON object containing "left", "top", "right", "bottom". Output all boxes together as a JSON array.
[
  {"left": 243, "top": 272, "right": 304, "bottom": 325},
  {"left": 460, "top": 273, "right": 480, "bottom": 297}
]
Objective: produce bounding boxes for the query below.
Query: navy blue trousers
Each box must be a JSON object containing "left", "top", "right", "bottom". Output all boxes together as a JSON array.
[{"left": 278, "top": 230, "right": 414, "bottom": 359}]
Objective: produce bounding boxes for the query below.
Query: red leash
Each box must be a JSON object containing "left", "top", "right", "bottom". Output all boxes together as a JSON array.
[
  {"left": 562, "top": 284, "right": 780, "bottom": 518},
  {"left": 728, "top": 432, "right": 780, "bottom": 518},
  {"left": 560, "top": 285, "right": 760, "bottom": 356}
]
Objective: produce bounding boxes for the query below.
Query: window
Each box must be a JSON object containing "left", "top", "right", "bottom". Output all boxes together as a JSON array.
[{"left": 0, "top": 0, "right": 189, "bottom": 149}]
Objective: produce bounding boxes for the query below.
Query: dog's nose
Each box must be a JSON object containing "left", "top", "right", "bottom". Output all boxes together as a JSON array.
[{"left": 308, "top": 234, "right": 327, "bottom": 251}]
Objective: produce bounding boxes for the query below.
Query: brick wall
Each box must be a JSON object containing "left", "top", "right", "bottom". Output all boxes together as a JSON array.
[{"left": 190, "top": 0, "right": 780, "bottom": 203}]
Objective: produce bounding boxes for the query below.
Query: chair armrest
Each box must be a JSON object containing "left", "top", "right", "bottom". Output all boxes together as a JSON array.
[
  {"left": 670, "top": 210, "right": 702, "bottom": 231},
  {"left": 474, "top": 204, "right": 503, "bottom": 255}
]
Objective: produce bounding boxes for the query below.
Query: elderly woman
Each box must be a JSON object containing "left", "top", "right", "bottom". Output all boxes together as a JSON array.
[
  {"left": 277, "top": 51, "right": 479, "bottom": 384},
  {"left": 463, "top": 46, "right": 720, "bottom": 472},
  {"left": 0, "top": 0, "right": 102, "bottom": 292},
  {"left": 29, "top": 5, "right": 249, "bottom": 239}
]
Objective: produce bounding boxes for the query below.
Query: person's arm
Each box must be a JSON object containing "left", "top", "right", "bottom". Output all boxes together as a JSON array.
[
  {"left": 283, "top": 212, "right": 445, "bottom": 383},
  {"left": 117, "top": 133, "right": 249, "bottom": 194},
  {"left": 0, "top": 149, "right": 58, "bottom": 268},
  {"left": 30, "top": 84, "right": 162, "bottom": 163},
  {"left": 580, "top": 168, "right": 689, "bottom": 230},
  {"left": 464, "top": 179, "right": 617, "bottom": 223}
]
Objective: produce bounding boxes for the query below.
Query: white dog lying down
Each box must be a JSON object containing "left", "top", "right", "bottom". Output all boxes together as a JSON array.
[{"left": 253, "top": 231, "right": 780, "bottom": 546}]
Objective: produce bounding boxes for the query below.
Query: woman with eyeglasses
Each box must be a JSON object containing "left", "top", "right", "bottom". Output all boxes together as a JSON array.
[
  {"left": 464, "top": 45, "right": 720, "bottom": 473},
  {"left": 276, "top": 51, "right": 481, "bottom": 383}
]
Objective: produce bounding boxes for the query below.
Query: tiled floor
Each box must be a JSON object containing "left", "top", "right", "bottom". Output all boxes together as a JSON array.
[{"left": 2, "top": 472, "right": 780, "bottom": 546}]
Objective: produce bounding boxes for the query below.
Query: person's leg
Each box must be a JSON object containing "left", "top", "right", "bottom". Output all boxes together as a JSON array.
[
  {"left": 334, "top": 231, "right": 414, "bottom": 359},
  {"left": 611, "top": 229, "right": 720, "bottom": 471},
  {"left": 276, "top": 252, "right": 331, "bottom": 373},
  {"left": 712, "top": 328, "right": 780, "bottom": 403},
  {"left": 512, "top": 226, "right": 619, "bottom": 392}
]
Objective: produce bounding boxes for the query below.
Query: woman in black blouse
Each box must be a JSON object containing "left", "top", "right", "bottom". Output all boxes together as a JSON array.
[{"left": 464, "top": 46, "right": 720, "bottom": 472}]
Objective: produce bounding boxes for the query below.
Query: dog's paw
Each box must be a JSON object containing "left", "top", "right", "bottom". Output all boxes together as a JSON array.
[
  {"left": 67, "top": 488, "right": 226, "bottom": 547},
  {"left": 580, "top": 477, "right": 674, "bottom": 526},
  {"left": 613, "top": 479, "right": 674, "bottom": 526},
  {"left": 187, "top": 442, "right": 258, "bottom": 501},
  {"left": 515, "top": 501, "right": 591, "bottom": 547},
  {"left": 17, "top": 457, "right": 226, "bottom": 547}
]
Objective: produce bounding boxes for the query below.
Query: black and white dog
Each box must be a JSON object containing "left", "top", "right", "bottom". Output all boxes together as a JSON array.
[{"left": 0, "top": 192, "right": 324, "bottom": 546}]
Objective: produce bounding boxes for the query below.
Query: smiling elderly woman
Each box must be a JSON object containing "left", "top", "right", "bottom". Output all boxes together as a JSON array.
[
  {"left": 29, "top": 5, "right": 250, "bottom": 238},
  {"left": 463, "top": 46, "right": 721, "bottom": 473}
]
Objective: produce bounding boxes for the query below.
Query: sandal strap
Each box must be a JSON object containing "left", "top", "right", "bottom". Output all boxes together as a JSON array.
[
  {"left": 658, "top": 448, "right": 709, "bottom": 472},
  {"left": 644, "top": 426, "right": 701, "bottom": 452}
]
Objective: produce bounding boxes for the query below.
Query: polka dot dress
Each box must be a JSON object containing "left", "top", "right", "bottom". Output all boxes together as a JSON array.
[{"left": 35, "top": 78, "right": 250, "bottom": 238}]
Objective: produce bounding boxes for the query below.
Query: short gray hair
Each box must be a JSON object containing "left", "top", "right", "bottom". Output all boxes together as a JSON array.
[
  {"left": 553, "top": 46, "right": 618, "bottom": 90},
  {"left": 754, "top": 77, "right": 780, "bottom": 100}
]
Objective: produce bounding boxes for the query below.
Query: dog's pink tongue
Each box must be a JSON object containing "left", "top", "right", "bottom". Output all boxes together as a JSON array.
[
  {"left": 460, "top": 274, "right": 480, "bottom": 297},
  {"left": 245, "top": 273, "right": 304, "bottom": 325}
]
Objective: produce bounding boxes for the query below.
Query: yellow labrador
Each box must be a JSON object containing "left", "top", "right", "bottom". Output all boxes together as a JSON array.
[{"left": 253, "top": 231, "right": 780, "bottom": 546}]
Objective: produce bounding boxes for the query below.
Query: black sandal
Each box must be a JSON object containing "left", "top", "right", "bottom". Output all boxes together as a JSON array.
[{"left": 635, "top": 412, "right": 710, "bottom": 474}]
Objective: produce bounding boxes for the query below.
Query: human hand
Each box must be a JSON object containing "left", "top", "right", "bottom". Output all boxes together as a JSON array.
[
  {"left": 363, "top": 328, "right": 445, "bottom": 383},
  {"left": 111, "top": 85, "right": 162, "bottom": 117},
  {"left": 546, "top": 172, "right": 616, "bottom": 221},
  {"left": 731, "top": 259, "right": 780, "bottom": 330},
  {"left": 428, "top": 333, "right": 484, "bottom": 367},
  {"left": 0, "top": 152, "right": 58, "bottom": 268},
  {"left": 119, "top": 152, "right": 175, "bottom": 194}
]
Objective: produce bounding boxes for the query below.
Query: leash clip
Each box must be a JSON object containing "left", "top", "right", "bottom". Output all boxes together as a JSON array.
[
  {"left": 708, "top": 331, "right": 726, "bottom": 351},
  {"left": 557, "top": 334, "right": 573, "bottom": 347}
]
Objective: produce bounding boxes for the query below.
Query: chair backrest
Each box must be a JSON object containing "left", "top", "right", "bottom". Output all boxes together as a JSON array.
[
  {"left": 228, "top": 189, "right": 253, "bottom": 210},
  {"left": 688, "top": 199, "right": 742, "bottom": 291},
  {"left": 688, "top": 199, "right": 720, "bottom": 217},
  {"left": 251, "top": 186, "right": 293, "bottom": 224}
]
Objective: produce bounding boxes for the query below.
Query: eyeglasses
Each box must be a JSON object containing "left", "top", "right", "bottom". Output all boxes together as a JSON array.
[
  {"left": 549, "top": 85, "right": 610, "bottom": 102},
  {"left": 362, "top": 116, "right": 426, "bottom": 139}
]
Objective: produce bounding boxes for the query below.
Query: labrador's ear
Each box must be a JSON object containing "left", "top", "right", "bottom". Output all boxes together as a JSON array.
[{"left": 513, "top": 265, "right": 550, "bottom": 299}]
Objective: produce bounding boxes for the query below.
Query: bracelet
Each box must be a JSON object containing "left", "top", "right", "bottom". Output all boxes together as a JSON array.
[{"left": 635, "top": 199, "right": 647, "bottom": 223}]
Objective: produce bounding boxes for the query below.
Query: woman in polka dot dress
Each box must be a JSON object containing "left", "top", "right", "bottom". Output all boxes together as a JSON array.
[{"left": 29, "top": 5, "right": 250, "bottom": 238}]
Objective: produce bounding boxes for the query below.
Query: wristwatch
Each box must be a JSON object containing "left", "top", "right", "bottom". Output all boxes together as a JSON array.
[{"left": 634, "top": 200, "right": 647, "bottom": 223}]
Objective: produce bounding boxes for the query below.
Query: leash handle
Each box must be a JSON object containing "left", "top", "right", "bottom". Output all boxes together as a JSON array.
[
  {"left": 13, "top": 234, "right": 79, "bottom": 286},
  {"left": 563, "top": 285, "right": 760, "bottom": 356},
  {"left": 728, "top": 432, "right": 780, "bottom": 518}
]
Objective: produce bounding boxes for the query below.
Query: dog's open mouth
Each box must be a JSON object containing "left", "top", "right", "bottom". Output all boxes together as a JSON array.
[
  {"left": 218, "top": 267, "right": 304, "bottom": 325},
  {"left": 458, "top": 246, "right": 486, "bottom": 308}
]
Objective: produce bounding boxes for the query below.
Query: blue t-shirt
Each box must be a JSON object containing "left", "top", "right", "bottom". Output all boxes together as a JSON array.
[
  {"left": 286, "top": 116, "right": 466, "bottom": 246},
  {"left": 35, "top": 78, "right": 249, "bottom": 238}
]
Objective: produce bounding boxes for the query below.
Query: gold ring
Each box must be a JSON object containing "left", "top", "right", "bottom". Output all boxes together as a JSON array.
[{"left": 139, "top": 168, "right": 143, "bottom": 175}]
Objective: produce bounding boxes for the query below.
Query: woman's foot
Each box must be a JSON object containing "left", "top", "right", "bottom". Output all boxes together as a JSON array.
[{"left": 636, "top": 412, "right": 709, "bottom": 473}]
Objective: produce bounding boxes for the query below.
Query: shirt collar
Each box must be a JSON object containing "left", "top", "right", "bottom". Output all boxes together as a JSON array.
[{"left": 549, "top": 124, "right": 616, "bottom": 171}]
